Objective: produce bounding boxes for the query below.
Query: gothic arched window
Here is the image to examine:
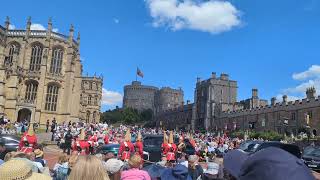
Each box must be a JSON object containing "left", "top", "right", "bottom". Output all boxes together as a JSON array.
[
  {"left": 7, "top": 43, "right": 19, "bottom": 63},
  {"left": 94, "top": 96, "right": 98, "bottom": 105},
  {"left": 25, "top": 81, "right": 38, "bottom": 103},
  {"left": 88, "top": 95, "right": 92, "bottom": 105},
  {"left": 45, "top": 84, "right": 59, "bottom": 111},
  {"left": 50, "top": 48, "right": 63, "bottom": 74},
  {"left": 29, "top": 44, "right": 43, "bottom": 71}
]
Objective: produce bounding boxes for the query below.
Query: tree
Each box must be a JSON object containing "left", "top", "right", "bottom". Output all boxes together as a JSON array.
[
  {"left": 121, "top": 108, "right": 140, "bottom": 124},
  {"left": 140, "top": 109, "right": 153, "bottom": 122}
]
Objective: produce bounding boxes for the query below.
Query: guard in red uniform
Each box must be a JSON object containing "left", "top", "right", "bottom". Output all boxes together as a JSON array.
[
  {"left": 19, "top": 125, "right": 37, "bottom": 153},
  {"left": 74, "top": 129, "right": 90, "bottom": 155},
  {"left": 164, "top": 131, "right": 177, "bottom": 162},
  {"left": 177, "top": 135, "right": 186, "bottom": 159},
  {"left": 118, "top": 129, "right": 134, "bottom": 161},
  {"left": 161, "top": 130, "right": 168, "bottom": 157},
  {"left": 134, "top": 131, "right": 143, "bottom": 158}
]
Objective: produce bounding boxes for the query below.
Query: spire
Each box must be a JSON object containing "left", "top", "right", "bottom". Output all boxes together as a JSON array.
[
  {"left": 69, "top": 24, "right": 74, "bottom": 43},
  {"left": 26, "top": 16, "right": 31, "bottom": 30},
  {"left": 48, "top": 17, "right": 52, "bottom": 32},
  {"left": 77, "top": 32, "right": 80, "bottom": 45},
  {"left": 5, "top": 16, "right": 10, "bottom": 30}
]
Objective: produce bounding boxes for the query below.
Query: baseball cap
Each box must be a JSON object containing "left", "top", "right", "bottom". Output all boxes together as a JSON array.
[
  {"left": 105, "top": 158, "right": 124, "bottom": 175},
  {"left": 224, "top": 147, "right": 315, "bottom": 180}
]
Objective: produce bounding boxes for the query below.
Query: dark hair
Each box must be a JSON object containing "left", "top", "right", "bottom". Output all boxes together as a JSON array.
[{"left": 0, "top": 141, "right": 5, "bottom": 147}]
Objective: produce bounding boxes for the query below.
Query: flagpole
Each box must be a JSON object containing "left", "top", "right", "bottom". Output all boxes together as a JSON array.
[{"left": 136, "top": 67, "right": 137, "bottom": 81}]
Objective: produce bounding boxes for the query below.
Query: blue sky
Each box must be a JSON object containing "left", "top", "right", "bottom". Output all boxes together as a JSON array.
[{"left": 2, "top": 0, "right": 320, "bottom": 111}]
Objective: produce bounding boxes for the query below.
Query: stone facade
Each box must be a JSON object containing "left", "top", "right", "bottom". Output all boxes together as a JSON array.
[
  {"left": 156, "top": 72, "right": 320, "bottom": 135},
  {"left": 123, "top": 81, "right": 183, "bottom": 114},
  {"left": 0, "top": 17, "right": 102, "bottom": 124}
]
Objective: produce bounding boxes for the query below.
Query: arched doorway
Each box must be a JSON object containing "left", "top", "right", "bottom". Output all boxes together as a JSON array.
[{"left": 17, "top": 108, "right": 32, "bottom": 122}]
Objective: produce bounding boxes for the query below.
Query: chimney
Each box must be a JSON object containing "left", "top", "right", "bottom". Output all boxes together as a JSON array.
[
  {"left": 252, "top": 89, "right": 258, "bottom": 98},
  {"left": 282, "top": 95, "right": 288, "bottom": 103},
  {"left": 271, "top": 97, "right": 276, "bottom": 106},
  {"left": 211, "top": 72, "right": 216, "bottom": 79}
]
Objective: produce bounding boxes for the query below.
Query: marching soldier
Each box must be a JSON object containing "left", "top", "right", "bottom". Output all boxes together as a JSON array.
[
  {"left": 74, "top": 129, "right": 90, "bottom": 155},
  {"left": 135, "top": 131, "right": 143, "bottom": 158},
  {"left": 118, "top": 129, "right": 134, "bottom": 161},
  {"left": 164, "top": 131, "right": 177, "bottom": 162},
  {"left": 161, "top": 130, "right": 168, "bottom": 157},
  {"left": 19, "top": 125, "right": 37, "bottom": 153}
]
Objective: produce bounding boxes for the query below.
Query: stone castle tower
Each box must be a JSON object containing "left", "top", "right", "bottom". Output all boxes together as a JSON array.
[
  {"left": 123, "top": 81, "right": 183, "bottom": 113},
  {"left": 0, "top": 17, "right": 102, "bottom": 124}
]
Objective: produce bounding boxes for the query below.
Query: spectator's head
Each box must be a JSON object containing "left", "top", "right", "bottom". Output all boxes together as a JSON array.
[
  {"left": 128, "top": 154, "right": 142, "bottom": 169},
  {"left": 0, "top": 159, "right": 51, "bottom": 180},
  {"left": 160, "top": 164, "right": 192, "bottom": 180},
  {"left": 13, "top": 152, "right": 30, "bottom": 160},
  {"left": 0, "top": 141, "right": 5, "bottom": 153},
  {"left": 4, "top": 151, "right": 15, "bottom": 162},
  {"left": 105, "top": 152, "right": 115, "bottom": 161},
  {"left": 105, "top": 158, "right": 124, "bottom": 178},
  {"left": 188, "top": 155, "right": 199, "bottom": 170},
  {"left": 69, "top": 155, "right": 109, "bottom": 180},
  {"left": 68, "top": 154, "right": 78, "bottom": 169},
  {"left": 57, "top": 153, "right": 68, "bottom": 164},
  {"left": 34, "top": 149, "right": 44, "bottom": 159},
  {"left": 224, "top": 147, "right": 315, "bottom": 180}
]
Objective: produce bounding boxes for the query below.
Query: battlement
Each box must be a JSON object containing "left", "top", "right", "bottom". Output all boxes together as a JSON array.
[
  {"left": 220, "top": 95, "right": 320, "bottom": 118},
  {"left": 0, "top": 17, "right": 79, "bottom": 47}
]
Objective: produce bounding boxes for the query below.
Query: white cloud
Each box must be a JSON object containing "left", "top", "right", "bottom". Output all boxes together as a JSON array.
[
  {"left": 113, "top": 18, "right": 120, "bottom": 24},
  {"left": 292, "top": 65, "right": 320, "bottom": 80},
  {"left": 277, "top": 65, "right": 320, "bottom": 100},
  {"left": 30, "top": 23, "right": 59, "bottom": 32},
  {"left": 8, "top": 24, "right": 15, "bottom": 30},
  {"left": 30, "top": 23, "right": 46, "bottom": 31},
  {"left": 146, "top": 0, "right": 241, "bottom": 34},
  {"left": 102, "top": 88, "right": 123, "bottom": 106}
]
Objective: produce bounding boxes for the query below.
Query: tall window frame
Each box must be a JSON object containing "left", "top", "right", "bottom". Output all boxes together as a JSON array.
[
  {"left": 29, "top": 44, "right": 43, "bottom": 71},
  {"left": 7, "top": 43, "right": 19, "bottom": 63},
  {"left": 50, "top": 48, "right": 63, "bottom": 74},
  {"left": 45, "top": 84, "right": 59, "bottom": 111},
  {"left": 25, "top": 80, "right": 38, "bottom": 103}
]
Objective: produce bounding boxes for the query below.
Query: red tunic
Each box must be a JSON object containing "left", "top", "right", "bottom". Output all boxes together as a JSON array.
[
  {"left": 135, "top": 141, "right": 143, "bottom": 157},
  {"left": 163, "top": 143, "right": 177, "bottom": 161},
  {"left": 118, "top": 141, "right": 134, "bottom": 161},
  {"left": 19, "top": 132, "right": 37, "bottom": 153},
  {"left": 104, "top": 135, "right": 109, "bottom": 145},
  {"left": 161, "top": 143, "right": 168, "bottom": 155},
  {"left": 73, "top": 140, "right": 90, "bottom": 155}
]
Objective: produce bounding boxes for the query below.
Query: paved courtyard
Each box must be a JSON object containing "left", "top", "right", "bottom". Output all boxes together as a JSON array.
[{"left": 37, "top": 132, "right": 62, "bottom": 169}]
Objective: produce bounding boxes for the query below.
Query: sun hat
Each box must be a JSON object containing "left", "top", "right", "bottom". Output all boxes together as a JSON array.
[
  {"left": 204, "top": 162, "right": 219, "bottom": 175},
  {"left": 34, "top": 149, "right": 44, "bottom": 158},
  {"left": 128, "top": 154, "right": 142, "bottom": 168},
  {"left": 105, "top": 158, "right": 124, "bottom": 174},
  {"left": 224, "top": 147, "right": 315, "bottom": 180},
  {"left": 160, "top": 164, "right": 192, "bottom": 180},
  {"left": 0, "top": 159, "right": 51, "bottom": 180}
]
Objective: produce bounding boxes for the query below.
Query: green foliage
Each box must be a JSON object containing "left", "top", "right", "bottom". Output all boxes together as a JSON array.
[{"left": 100, "top": 108, "right": 153, "bottom": 125}]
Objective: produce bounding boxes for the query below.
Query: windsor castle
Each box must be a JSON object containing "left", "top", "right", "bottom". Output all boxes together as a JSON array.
[
  {"left": 0, "top": 17, "right": 102, "bottom": 124},
  {"left": 124, "top": 73, "right": 320, "bottom": 136}
]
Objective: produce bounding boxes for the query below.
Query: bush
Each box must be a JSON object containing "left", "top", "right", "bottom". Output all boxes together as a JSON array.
[{"left": 231, "top": 130, "right": 282, "bottom": 141}]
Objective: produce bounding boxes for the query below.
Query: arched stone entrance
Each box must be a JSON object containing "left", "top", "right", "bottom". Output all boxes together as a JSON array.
[{"left": 17, "top": 108, "right": 32, "bottom": 122}]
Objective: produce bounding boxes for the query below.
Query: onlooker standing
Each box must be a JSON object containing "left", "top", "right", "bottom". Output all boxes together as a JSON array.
[
  {"left": 188, "top": 155, "right": 203, "bottom": 180},
  {"left": 53, "top": 153, "right": 69, "bottom": 180},
  {"left": 51, "top": 118, "right": 57, "bottom": 141},
  {"left": 64, "top": 130, "right": 73, "bottom": 155},
  {"left": 46, "top": 119, "right": 50, "bottom": 133},
  {"left": 34, "top": 149, "right": 46, "bottom": 167}
]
